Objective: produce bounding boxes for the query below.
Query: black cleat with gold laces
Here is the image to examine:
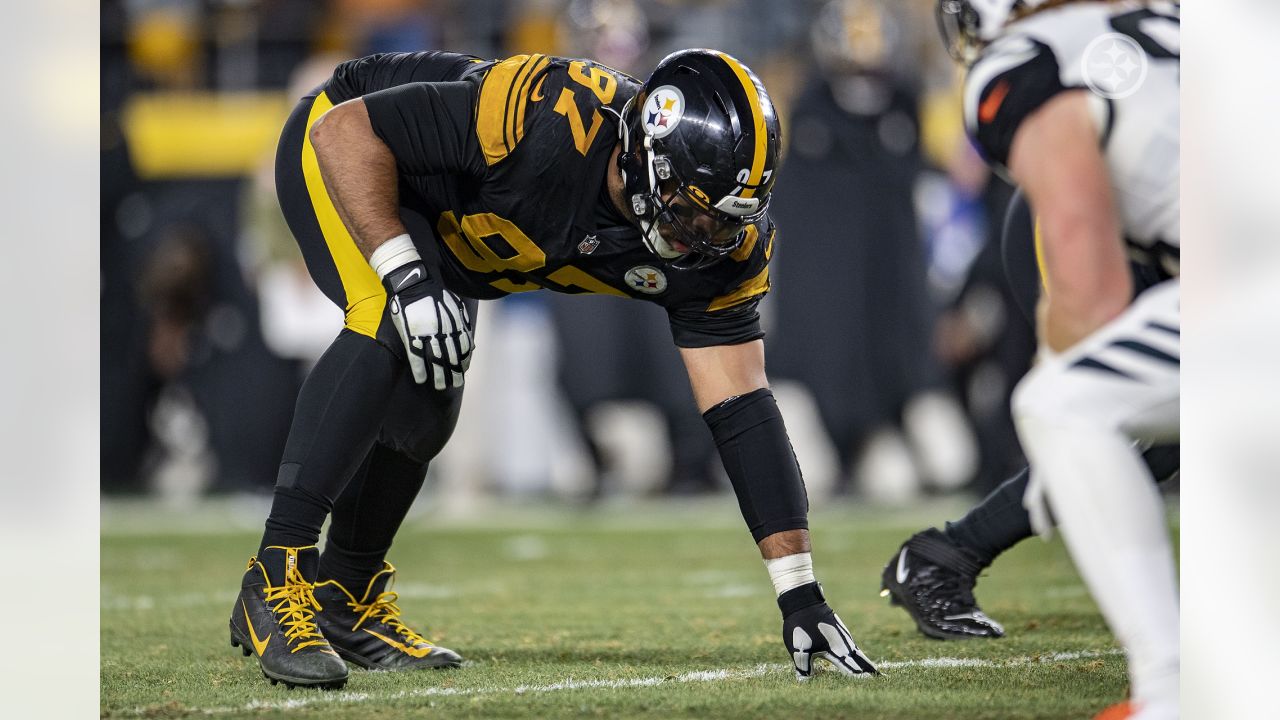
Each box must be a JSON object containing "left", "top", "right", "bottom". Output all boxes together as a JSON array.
[
  {"left": 229, "top": 546, "right": 349, "bottom": 689},
  {"left": 313, "top": 562, "right": 463, "bottom": 671}
]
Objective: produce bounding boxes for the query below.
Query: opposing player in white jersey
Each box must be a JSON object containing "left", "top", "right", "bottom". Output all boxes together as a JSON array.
[{"left": 937, "top": 2, "right": 1179, "bottom": 718}]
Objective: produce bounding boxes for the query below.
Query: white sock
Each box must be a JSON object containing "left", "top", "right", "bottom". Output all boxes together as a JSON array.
[
  {"left": 764, "top": 552, "right": 815, "bottom": 596},
  {"left": 1018, "top": 419, "right": 1179, "bottom": 710}
]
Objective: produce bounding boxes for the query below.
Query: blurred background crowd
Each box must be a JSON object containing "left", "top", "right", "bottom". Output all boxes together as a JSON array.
[{"left": 101, "top": 0, "right": 1037, "bottom": 511}]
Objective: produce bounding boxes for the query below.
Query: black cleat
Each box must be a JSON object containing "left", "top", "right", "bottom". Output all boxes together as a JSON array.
[
  {"left": 314, "top": 562, "right": 463, "bottom": 671},
  {"left": 229, "top": 546, "right": 349, "bottom": 689},
  {"left": 880, "top": 528, "right": 1005, "bottom": 640}
]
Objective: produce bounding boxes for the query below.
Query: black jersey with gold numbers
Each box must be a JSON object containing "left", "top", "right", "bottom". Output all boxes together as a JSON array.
[{"left": 321, "top": 51, "right": 774, "bottom": 348}]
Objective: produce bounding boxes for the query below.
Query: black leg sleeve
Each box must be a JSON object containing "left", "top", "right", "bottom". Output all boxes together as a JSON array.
[
  {"left": 259, "top": 329, "right": 401, "bottom": 552},
  {"left": 943, "top": 467, "right": 1033, "bottom": 568},
  {"left": 704, "top": 388, "right": 809, "bottom": 543},
  {"left": 944, "top": 442, "right": 1181, "bottom": 567},
  {"left": 319, "top": 444, "right": 427, "bottom": 588}
]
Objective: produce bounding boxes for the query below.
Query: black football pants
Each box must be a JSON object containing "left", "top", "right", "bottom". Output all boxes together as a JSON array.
[{"left": 257, "top": 89, "right": 475, "bottom": 587}]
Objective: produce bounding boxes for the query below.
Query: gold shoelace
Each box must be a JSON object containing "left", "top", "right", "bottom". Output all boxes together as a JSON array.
[
  {"left": 263, "top": 565, "right": 329, "bottom": 653},
  {"left": 349, "top": 591, "right": 434, "bottom": 648}
]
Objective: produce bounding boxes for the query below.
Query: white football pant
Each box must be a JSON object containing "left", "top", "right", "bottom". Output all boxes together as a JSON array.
[{"left": 1013, "top": 279, "right": 1179, "bottom": 718}]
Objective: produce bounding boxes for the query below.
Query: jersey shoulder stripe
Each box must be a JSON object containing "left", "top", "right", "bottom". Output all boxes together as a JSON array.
[
  {"left": 476, "top": 54, "right": 553, "bottom": 166},
  {"left": 708, "top": 224, "right": 774, "bottom": 312}
]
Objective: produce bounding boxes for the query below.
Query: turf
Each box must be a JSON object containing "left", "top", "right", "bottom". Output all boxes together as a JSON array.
[{"left": 101, "top": 498, "right": 1154, "bottom": 719}]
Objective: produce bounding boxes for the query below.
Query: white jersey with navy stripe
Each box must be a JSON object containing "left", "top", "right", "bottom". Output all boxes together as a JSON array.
[{"left": 964, "top": 1, "right": 1180, "bottom": 277}]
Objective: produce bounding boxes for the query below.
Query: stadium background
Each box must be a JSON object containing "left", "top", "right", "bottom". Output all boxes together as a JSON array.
[{"left": 101, "top": 0, "right": 1036, "bottom": 513}]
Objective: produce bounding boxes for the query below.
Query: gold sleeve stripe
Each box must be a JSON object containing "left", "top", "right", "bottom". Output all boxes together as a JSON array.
[
  {"left": 1034, "top": 218, "right": 1049, "bottom": 294},
  {"left": 477, "top": 54, "right": 550, "bottom": 166},
  {"left": 511, "top": 55, "right": 550, "bottom": 149},
  {"left": 476, "top": 56, "right": 523, "bottom": 164},
  {"left": 546, "top": 266, "right": 628, "bottom": 297},
  {"left": 706, "top": 266, "right": 770, "bottom": 313},
  {"left": 490, "top": 278, "right": 543, "bottom": 294},
  {"left": 716, "top": 52, "right": 767, "bottom": 199},
  {"left": 765, "top": 227, "right": 775, "bottom": 260},
  {"left": 300, "top": 91, "right": 385, "bottom": 338},
  {"left": 729, "top": 224, "right": 759, "bottom": 262}
]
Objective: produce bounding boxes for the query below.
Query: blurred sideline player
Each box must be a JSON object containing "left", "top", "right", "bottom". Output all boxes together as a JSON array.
[
  {"left": 902, "top": 2, "right": 1179, "bottom": 719},
  {"left": 228, "top": 48, "right": 879, "bottom": 689}
]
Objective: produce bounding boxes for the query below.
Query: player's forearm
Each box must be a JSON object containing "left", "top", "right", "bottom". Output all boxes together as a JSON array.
[
  {"left": 1008, "top": 91, "right": 1131, "bottom": 353},
  {"left": 309, "top": 99, "right": 407, "bottom": 259},
  {"left": 758, "top": 529, "right": 811, "bottom": 560},
  {"left": 1037, "top": 217, "right": 1132, "bottom": 352}
]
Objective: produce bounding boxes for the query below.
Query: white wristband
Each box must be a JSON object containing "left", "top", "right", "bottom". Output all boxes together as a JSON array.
[
  {"left": 764, "top": 552, "right": 815, "bottom": 597},
  {"left": 369, "top": 234, "right": 422, "bottom": 280}
]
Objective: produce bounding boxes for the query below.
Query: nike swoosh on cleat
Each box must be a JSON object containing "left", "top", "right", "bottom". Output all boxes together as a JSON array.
[
  {"left": 364, "top": 629, "right": 433, "bottom": 658},
  {"left": 895, "top": 549, "right": 910, "bottom": 584},
  {"left": 242, "top": 602, "right": 271, "bottom": 656}
]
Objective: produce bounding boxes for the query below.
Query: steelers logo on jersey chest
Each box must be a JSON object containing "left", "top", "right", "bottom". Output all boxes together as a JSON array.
[
  {"left": 625, "top": 265, "right": 668, "bottom": 294},
  {"left": 643, "top": 85, "right": 685, "bottom": 139}
]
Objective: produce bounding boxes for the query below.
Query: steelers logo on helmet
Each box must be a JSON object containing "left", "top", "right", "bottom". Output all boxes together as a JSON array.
[{"left": 642, "top": 85, "right": 685, "bottom": 139}]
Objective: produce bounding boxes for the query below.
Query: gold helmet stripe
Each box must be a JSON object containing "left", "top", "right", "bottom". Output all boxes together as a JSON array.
[{"left": 716, "top": 52, "right": 767, "bottom": 199}]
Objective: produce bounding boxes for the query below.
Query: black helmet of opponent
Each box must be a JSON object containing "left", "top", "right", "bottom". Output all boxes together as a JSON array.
[{"left": 618, "top": 49, "right": 781, "bottom": 269}]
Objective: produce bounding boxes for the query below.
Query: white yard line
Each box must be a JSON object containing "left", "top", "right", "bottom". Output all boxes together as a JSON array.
[{"left": 121, "top": 650, "right": 1122, "bottom": 716}]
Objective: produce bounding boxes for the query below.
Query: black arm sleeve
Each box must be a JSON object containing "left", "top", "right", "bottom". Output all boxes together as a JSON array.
[
  {"left": 703, "top": 388, "right": 808, "bottom": 543},
  {"left": 363, "top": 81, "right": 485, "bottom": 178}
]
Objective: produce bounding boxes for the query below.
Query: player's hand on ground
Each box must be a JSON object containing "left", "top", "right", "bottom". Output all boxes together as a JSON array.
[
  {"left": 780, "top": 583, "right": 878, "bottom": 680},
  {"left": 382, "top": 260, "right": 473, "bottom": 390}
]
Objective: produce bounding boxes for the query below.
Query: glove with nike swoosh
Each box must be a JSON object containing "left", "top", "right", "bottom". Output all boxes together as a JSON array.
[
  {"left": 372, "top": 235, "right": 473, "bottom": 390},
  {"left": 779, "top": 582, "right": 879, "bottom": 680}
]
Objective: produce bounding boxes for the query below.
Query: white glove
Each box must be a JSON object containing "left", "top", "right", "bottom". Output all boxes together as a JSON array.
[
  {"left": 780, "top": 582, "right": 879, "bottom": 680},
  {"left": 374, "top": 236, "right": 473, "bottom": 390}
]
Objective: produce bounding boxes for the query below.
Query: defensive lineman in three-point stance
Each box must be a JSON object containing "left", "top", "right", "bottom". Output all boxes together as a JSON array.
[
  {"left": 927, "top": 2, "right": 1181, "bottom": 718},
  {"left": 227, "top": 48, "right": 878, "bottom": 689}
]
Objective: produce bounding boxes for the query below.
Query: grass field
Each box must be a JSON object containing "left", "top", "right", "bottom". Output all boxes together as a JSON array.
[{"left": 101, "top": 497, "right": 1158, "bottom": 719}]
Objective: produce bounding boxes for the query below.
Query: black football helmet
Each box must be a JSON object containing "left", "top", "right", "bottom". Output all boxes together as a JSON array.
[{"left": 618, "top": 49, "right": 781, "bottom": 269}]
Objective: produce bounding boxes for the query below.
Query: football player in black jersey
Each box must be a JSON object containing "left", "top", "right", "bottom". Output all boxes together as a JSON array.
[
  {"left": 899, "top": 3, "right": 1180, "bottom": 719},
  {"left": 227, "top": 49, "right": 878, "bottom": 689}
]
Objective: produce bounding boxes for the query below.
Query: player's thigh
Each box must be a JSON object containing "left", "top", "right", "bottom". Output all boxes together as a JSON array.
[
  {"left": 276, "top": 89, "right": 351, "bottom": 310},
  {"left": 276, "top": 88, "right": 397, "bottom": 344},
  {"left": 1012, "top": 280, "right": 1179, "bottom": 442}
]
